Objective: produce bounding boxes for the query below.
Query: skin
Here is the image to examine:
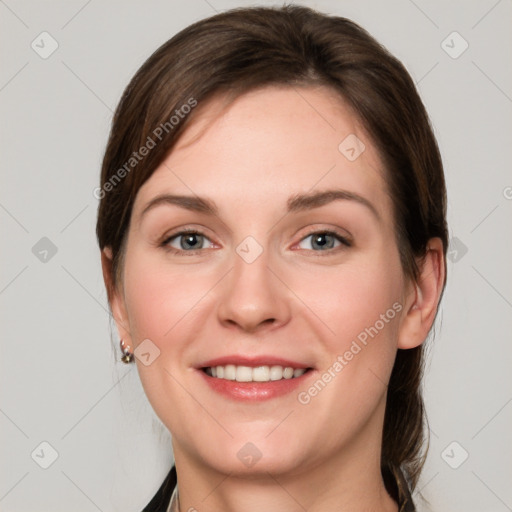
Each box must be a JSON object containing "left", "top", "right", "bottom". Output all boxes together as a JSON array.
[{"left": 102, "top": 85, "right": 445, "bottom": 512}]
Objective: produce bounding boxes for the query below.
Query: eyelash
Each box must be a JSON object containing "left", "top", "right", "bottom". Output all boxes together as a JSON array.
[
  {"left": 160, "top": 228, "right": 352, "bottom": 255},
  {"left": 296, "top": 230, "right": 352, "bottom": 253}
]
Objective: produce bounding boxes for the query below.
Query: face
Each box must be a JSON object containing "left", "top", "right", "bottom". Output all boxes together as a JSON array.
[{"left": 110, "top": 85, "right": 416, "bottom": 477}]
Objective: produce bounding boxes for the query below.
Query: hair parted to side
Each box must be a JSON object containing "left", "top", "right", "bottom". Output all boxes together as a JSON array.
[{"left": 96, "top": 4, "right": 447, "bottom": 502}]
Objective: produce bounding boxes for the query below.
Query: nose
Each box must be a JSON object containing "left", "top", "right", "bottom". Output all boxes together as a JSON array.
[{"left": 217, "top": 247, "right": 292, "bottom": 334}]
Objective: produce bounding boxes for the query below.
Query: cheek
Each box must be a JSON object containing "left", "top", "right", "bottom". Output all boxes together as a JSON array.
[
  {"left": 120, "top": 249, "right": 216, "bottom": 429},
  {"left": 289, "top": 256, "right": 403, "bottom": 348},
  {"left": 122, "top": 247, "right": 216, "bottom": 345},
  {"left": 291, "top": 263, "right": 403, "bottom": 422},
  {"left": 287, "top": 252, "right": 404, "bottom": 399}
]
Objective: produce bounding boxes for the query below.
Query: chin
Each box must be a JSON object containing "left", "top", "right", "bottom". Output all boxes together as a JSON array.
[
  {"left": 185, "top": 431, "right": 311, "bottom": 478},
  {"left": 216, "top": 451, "right": 305, "bottom": 478}
]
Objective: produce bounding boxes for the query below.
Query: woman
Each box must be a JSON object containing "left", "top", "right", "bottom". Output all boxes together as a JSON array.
[{"left": 96, "top": 5, "right": 447, "bottom": 511}]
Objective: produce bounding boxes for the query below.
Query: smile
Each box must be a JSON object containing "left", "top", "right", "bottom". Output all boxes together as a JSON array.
[{"left": 203, "top": 364, "right": 308, "bottom": 382}]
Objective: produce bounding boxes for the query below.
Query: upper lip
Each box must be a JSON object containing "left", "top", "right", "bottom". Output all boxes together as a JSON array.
[{"left": 198, "top": 355, "right": 312, "bottom": 369}]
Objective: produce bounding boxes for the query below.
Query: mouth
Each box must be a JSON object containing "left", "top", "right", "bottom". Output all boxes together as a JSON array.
[
  {"left": 202, "top": 364, "right": 311, "bottom": 382},
  {"left": 197, "top": 357, "right": 314, "bottom": 401}
]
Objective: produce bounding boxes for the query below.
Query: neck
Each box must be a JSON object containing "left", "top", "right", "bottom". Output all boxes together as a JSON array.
[{"left": 171, "top": 412, "right": 398, "bottom": 512}]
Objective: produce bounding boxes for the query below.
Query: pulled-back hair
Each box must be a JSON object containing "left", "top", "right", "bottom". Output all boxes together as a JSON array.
[{"left": 96, "top": 4, "right": 448, "bottom": 502}]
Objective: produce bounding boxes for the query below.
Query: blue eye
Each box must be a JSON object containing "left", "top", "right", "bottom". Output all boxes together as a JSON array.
[
  {"left": 297, "top": 231, "right": 350, "bottom": 251},
  {"left": 161, "top": 229, "right": 350, "bottom": 255},
  {"left": 164, "top": 231, "right": 213, "bottom": 251}
]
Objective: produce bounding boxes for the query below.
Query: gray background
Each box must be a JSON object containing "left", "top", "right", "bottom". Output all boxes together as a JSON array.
[{"left": 1, "top": 0, "right": 511, "bottom": 511}]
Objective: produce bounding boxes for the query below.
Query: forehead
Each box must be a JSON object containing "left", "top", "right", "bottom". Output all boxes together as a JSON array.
[{"left": 133, "top": 85, "right": 392, "bottom": 220}]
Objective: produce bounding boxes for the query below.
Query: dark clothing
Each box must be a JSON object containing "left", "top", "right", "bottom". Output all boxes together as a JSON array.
[
  {"left": 142, "top": 465, "right": 416, "bottom": 512},
  {"left": 142, "top": 465, "right": 177, "bottom": 512}
]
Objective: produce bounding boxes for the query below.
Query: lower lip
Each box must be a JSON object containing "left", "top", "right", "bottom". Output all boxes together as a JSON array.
[{"left": 198, "top": 369, "right": 313, "bottom": 401}]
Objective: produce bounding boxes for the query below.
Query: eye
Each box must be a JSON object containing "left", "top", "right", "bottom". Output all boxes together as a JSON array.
[
  {"left": 163, "top": 230, "right": 214, "bottom": 252},
  {"left": 296, "top": 231, "right": 351, "bottom": 251}
]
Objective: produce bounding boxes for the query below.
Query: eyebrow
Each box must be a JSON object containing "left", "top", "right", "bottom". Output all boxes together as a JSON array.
[
  {"left": 140, "top": 194, "right": 218, "bottom": 220},
  {"left": 287, "top": 189, "right": 380, "bottom": 220},
  {"left": 139, "top": 189, "right": 380, "bottom": 222}
]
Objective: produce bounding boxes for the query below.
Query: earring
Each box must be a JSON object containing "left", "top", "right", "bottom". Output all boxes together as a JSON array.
[{"left": 120, "top": 339, "right": 134, "bottom": 363}]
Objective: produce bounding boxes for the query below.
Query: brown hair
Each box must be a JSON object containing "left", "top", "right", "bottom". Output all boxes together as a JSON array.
[{"left": 96, "top": 4, "right": 447, "bottom": 502}]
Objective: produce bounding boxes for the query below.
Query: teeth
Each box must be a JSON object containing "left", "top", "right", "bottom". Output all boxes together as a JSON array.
[
  {"left": 269, "top": 365, "right": 284, "bottom": 381},
  {"left": 205, "top": 364, "right": 308, "bottom": 382},
  {"left": 236, "top": 365, "right": 253, "bottom": 382},
  {"left": 224, "top": 364, "right": 236, "bottom": 381},
  {"left": 252, "top": 366, "right": 270, "bottom": 382}
]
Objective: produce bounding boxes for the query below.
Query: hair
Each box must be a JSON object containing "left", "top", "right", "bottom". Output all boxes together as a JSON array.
[{"left": 96, "top": 4, "right": 448, "bottom": 503}]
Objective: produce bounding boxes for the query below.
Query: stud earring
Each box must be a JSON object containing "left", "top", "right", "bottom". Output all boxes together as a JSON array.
[{"left": 120, "top": 339, "right": 134, "bottom": 363}]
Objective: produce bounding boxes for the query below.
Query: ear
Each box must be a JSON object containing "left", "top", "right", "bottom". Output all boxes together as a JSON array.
[
  {"left": 101, "top": 247, "right": 132, "bottom": 346},
  {"left": 397, "top": 237, "right": 446, "bottom": 349}
]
